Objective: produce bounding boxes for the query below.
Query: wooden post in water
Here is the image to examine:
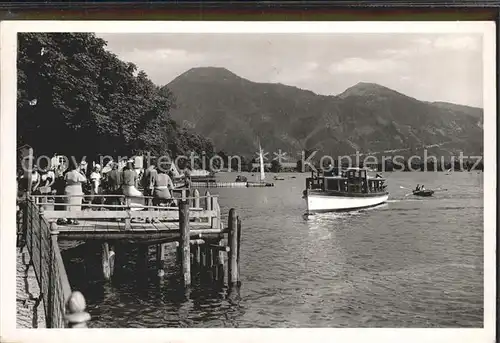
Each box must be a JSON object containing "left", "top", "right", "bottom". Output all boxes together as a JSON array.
[
  {"left": 237, "top": 217, "right": 242, "bottom": 285},
  {"left": 65, "top": 291, "right": 91, "bottom": 328},
  {"left": 211, "top": 242, "right": 218, "bottom": 281},
  {"left": 228, "top": 208, "right": 239, "bottom": 286},
  {"left": 195, "top": 240, "right": 201, "bottom": 266},
  {"left": 217, "top": 239, "right": 225, "bottom": 283},
  {"left": 179, "top": 200, "right": 191, "bottom": 286},
  {"left": 206, "top": 242, "right": 213, "bottom": 280},
  {"left": 201, "top": 243, "right": 207, "bottom": 268},
  {"left": 156, "top": 244, "right": 165, "bottom": 275}
]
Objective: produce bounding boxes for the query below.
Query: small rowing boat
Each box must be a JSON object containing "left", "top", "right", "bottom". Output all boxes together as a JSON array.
[{"left": 412, "top": 189, "right": 434, "bottom": 197}]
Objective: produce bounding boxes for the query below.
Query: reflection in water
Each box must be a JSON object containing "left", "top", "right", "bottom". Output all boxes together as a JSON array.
[{"left": 64, "top": 172, "right": 483, "bottom": 328}]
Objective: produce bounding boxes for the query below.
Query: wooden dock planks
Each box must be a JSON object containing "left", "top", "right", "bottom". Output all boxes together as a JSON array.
[{"left": 56, "top": 219, "right": 224, "bottom": 242}]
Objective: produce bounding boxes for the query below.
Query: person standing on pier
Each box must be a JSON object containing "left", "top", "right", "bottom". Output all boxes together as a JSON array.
[
  {"left": 105, "top": 162, "right": 122, "bottom": 206},
  {"left": 89, "top": 164, "right": 103, "bottom": 204},
  {"left": 152, "top": 167, "right": 175, "bottom": 207},
  {"left": 122, "top": 161, "right": 144, "bottom": 206},
  {"left": 53, "top": 163, "right": 67, "bottom": 214},
  {"left": 63, "top": 162, "right": 87, "bottom": 225},
  {"left": 90, "top": 164, "right": 102, "bottom": 193},
  {"left": 142, "top": 162, "right": 157, "bottom": 197}
]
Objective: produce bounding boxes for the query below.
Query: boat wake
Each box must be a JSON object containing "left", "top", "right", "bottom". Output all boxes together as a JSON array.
[
  {"left": 388, "top": 198, "right": 425, "bottom": 202},
  {"left": 303, "top": 212, "right": 351, "bottom": 221},
  {"left": 303, "top": 203, "right": 388, "bottom": 221}
]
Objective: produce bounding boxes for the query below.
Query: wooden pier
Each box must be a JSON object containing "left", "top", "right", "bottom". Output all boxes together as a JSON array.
[
  {"left": 190, "top": 181, "right": 274, "bottom": 188},
  {"left": 18, "top": 188, "right": 243, "bottom": 328},
  {"left": 191, "top": 181, "right": 247, "bottom": 188}
]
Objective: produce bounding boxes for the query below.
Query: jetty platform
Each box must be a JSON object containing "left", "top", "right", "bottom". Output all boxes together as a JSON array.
[
  {"left": 190, "top": 181, "right": 274, "bottom": 188},
  {"left": 16, "top": 188, "right": 243, "bottom": 328}
]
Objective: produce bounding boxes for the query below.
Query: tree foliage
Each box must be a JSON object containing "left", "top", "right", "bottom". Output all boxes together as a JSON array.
[
  {"left": 270, "top": 160, "right": 282, "bottom": 173},
  {"left": 17, "top": 33, "right": 214, "bottom": 162}
]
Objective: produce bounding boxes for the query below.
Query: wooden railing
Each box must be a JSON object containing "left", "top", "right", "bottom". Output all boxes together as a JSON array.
[
  {"left": 23, "top": 198, "right": 90, "bottom": 328},
  {"left": 32, "top": 188, "right": 222, "bottom": 229}
]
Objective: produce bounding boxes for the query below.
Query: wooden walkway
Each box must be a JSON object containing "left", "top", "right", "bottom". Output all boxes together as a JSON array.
[
  {"left": 38, "top": 189, "right": 227, "bottom": 242},
  {"left": 54, "top": 220, "right": 224, "bottom": 242},
  {"left": 31, "top": 187, "right": 242, "bottom": 287}
]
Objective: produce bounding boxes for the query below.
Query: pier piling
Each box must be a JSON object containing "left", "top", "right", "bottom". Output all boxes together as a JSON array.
[
  {"left": 156, "top": 244, "right": 166, "bottom": 274},
  {"left": 228, "top": 209, "right": 239, "bottom": 286},
  {"left": 210, "top": 242, "right": 218, "bottom": 281},
  {"left": 217, "top": 239, "right": 226, "bottom": 283},
  {"left": 201, "top": 243, "right": 207, "bottom": 268},
  {"left": 206, "top": 242, "right": 214, "bottom": 279},
  {"left": 195, "top": 244, "right": 201, "bottom": 266},
  {"left": 179, "top": 200, "right": 191, "bottom": 286}
]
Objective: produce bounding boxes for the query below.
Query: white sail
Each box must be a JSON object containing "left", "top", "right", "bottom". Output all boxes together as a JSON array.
[{"left": 259, "top": 143, "right": 265, "bottom": 181}]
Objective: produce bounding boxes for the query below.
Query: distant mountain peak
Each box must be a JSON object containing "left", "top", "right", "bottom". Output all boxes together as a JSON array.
[
  {"left": 185, "top": 66, "right": 237, "bottom": 75},
  {"left": 171, "top": 66, "right": 242, "bottom": 83},
  {"left": 338, "top": 82, "right": 406, "bottom": 99}
]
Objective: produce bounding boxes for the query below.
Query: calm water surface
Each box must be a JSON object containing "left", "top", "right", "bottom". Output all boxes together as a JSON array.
[{"left": 63, "top": 171, "right": 483, "bottom": 328}]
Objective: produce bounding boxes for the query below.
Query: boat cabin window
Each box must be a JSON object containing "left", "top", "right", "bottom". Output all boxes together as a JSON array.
[
  {"left": 325, "top": 178, "right": 345, "bottom": 191},
  {"left": 308, "top": 169, "right": 386, "bottom": 194},
  {"left": 368, "top": 179, "right": 386, "bottom": 193}
]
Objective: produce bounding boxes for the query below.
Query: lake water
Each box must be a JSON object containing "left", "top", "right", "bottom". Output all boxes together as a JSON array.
[{"left": 63, "top": 171, "right": 484, "bottom": 328}]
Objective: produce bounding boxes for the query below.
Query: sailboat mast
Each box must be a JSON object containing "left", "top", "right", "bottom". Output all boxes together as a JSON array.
[{"left": 259, "top": 142, "right": 265, "bottom": 181}]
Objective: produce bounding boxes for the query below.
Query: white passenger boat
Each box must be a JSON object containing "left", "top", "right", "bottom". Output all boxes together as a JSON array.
[{"left": 303, "top": 167, "right": 389, "bottom": 214}]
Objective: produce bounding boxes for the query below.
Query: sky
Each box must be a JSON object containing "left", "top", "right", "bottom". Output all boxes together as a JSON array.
[{"left": 96, "top": 33, "right": 483, "bottom": 108}]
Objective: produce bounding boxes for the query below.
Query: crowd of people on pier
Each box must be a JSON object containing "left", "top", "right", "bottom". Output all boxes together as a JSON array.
[{"left": 17, "top": 155, "right": 192, "bottom": 225}]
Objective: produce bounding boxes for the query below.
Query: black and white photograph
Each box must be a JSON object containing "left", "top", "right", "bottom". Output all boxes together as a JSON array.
[{"left": 0, "top": 20, "right": 495, "bottom": 343}]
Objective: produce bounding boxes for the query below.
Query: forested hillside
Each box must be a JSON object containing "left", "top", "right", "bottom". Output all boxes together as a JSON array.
[{"left": 17, "top": 33, "right": 214, "bottom": 164}]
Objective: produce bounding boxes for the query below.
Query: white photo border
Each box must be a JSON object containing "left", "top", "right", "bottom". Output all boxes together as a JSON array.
[{"left": 0, "top": 20, "right": 496, "bottom": 343}]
